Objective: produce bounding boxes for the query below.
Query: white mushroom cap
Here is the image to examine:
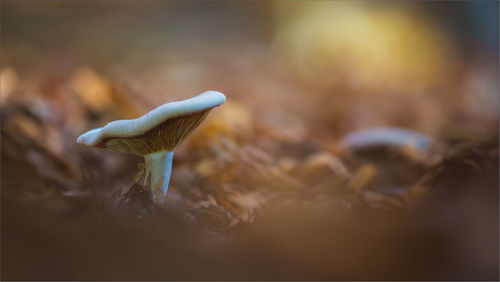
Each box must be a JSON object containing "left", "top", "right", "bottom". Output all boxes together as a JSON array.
[
  {"left": 341, "top": 127, "right": 433, "bottom": 152},
  {"left": 77, "top": 91, "right": 226, "bottom": 155}
]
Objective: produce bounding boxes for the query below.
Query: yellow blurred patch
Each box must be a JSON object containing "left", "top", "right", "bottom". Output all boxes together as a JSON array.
[
  {"left": 0, "top": 67, "right": 18, "bottom": 103},
  {"left": 193, "top": 101, "right": 254, "bottom": 145},
  {"left": 274, "top": 2, "right": 449, "bottom": 91},
  {"left": 195, "top": 158, "right": 216, "bottom": 177},
  {"left": 69, "top": 67, "right": 113, "bottom": 111}
]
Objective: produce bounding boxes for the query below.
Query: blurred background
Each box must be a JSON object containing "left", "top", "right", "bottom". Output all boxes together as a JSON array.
[{"left": 1, "top": 1, "right": 499, "bottom": 280}]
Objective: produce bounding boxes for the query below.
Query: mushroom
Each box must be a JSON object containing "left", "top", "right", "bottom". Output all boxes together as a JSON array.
[
  {"left": 341, "top": 127, "right": 433, "bottom": 153},
  {"left": 77, "top": 91, "right": 226, "bottom": 203},
  {"left": 339, "top": 127, "right": 434, "bottom": 195}
]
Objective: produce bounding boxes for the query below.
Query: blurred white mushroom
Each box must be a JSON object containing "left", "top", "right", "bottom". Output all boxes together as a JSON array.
[{"left": 341, "top": 127, "right": 433, "bottom": 153}]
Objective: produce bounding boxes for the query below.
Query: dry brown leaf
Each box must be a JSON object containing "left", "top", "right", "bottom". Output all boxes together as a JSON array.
[
  {"left": 349, "top": 163, "right": 378, "bottom": 192},
  {"left": 300, "top": 152, "right": 351, "bottom": 181}
]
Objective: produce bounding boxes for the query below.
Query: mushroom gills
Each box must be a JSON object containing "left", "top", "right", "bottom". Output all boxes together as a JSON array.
[{"left": 98, "top": 109, "right": 211, "bottom": 155}]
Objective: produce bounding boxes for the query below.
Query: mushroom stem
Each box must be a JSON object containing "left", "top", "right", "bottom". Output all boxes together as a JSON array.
[{"left": 144, "top": 151, "right": 174, "bottom": 202}]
